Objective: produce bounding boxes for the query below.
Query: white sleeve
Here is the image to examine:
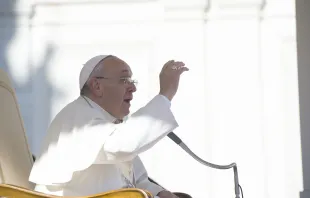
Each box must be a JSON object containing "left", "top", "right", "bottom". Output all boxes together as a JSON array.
[
  {"left": 134, "top": 157, "right": 165, "bottom": 196},
  {"left": 94, "top": 94, "right": 178, "bottom": 163}
]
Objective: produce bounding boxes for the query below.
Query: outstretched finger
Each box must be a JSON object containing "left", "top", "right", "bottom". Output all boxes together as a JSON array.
[
  {"left": 177, "top": 66, "right": 189, "bottom": 74},
  {"left": 173, "top": 61, "right": 185, "bottom": 67}
]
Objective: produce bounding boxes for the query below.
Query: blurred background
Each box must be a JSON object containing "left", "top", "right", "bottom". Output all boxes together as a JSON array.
[{"left": 0, "top": 0, "right": 307, "bottom": 198}]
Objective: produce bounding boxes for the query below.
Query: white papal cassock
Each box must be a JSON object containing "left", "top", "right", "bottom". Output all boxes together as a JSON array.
[{"left": 29, "top": 94, "right": 177, "bottom": 196}]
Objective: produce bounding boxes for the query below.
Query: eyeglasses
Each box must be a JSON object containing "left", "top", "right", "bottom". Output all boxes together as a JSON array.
[{"left": 95, "top": 76, "right": 138, "bottom": 85}]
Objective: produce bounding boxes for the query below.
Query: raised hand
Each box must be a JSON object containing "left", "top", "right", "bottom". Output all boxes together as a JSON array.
[{"left": 159, "top": 60, "right": 189, "bottom": 101}]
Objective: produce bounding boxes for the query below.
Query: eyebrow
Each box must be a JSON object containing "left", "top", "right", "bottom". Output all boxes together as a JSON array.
[{"left": 121, "top": 69, "right": 132, "bottom": 76}]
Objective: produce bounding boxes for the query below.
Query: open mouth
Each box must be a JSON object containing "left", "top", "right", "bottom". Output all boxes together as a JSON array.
[{"left": 124, "top": 99, "right": 132, "bottom": 104}]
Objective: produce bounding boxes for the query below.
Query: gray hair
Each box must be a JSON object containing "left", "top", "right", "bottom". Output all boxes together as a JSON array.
[{"left": 80, "top": 61, "right": 105, "bottom": 96}]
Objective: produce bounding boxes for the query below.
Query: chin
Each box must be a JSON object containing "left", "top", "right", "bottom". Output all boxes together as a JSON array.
[
  {"left": 124, "top": 110, "right": 130, "bottom": 117},
  {"left": 120, "top": 109, "right": 130, "bottom": 118}
]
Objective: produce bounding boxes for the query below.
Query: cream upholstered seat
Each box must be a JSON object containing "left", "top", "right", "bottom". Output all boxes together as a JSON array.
[
  {"left": 0, "top": 68, "right": 151, "bottom": 198},
  {"left": 0, "top": 68, "right": 35, "bottom": 190}
]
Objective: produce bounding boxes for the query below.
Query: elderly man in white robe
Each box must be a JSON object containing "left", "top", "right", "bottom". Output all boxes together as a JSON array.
[{"left": 29, "top": 55, "right": 188, "bottom": 198}]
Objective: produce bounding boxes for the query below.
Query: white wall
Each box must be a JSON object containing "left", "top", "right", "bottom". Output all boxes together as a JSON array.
[{"left": 0, "top": 0, "right": 302, "bottom": 198}]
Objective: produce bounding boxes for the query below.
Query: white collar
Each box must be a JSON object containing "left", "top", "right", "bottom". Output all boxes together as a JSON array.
[{"left": 81, "top": 96, "right": 117, "bottom": 123}]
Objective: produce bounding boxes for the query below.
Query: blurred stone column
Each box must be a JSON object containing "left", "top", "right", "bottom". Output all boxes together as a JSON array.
[
  {"left": 261, "top": 1, "right": 301, "bottom": 198},
  {"left": 143, "top": 1, "right": 210, "bottom": 197},
  {"left": 204, "top": 0, "right": 266, "bottom": 198}
]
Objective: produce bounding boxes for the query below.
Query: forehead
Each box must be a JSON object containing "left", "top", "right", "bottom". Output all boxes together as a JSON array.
[{"left": 100, "top": 56, "right": 132, "bottom": 76}]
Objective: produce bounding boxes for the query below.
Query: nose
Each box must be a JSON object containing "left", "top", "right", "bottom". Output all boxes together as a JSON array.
[{"left": 127, "top": 83, "right": 137, "bottom": 93}]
